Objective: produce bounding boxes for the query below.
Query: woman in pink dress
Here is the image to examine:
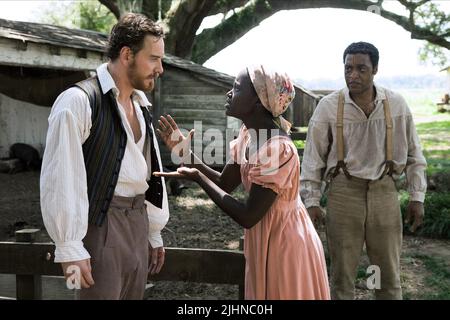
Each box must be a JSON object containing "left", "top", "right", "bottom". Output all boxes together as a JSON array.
[{"left": 155, "top": 65, "right": 330, "bottom": 300}]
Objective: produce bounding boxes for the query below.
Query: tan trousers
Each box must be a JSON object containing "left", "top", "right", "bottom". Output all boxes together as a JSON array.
[
  {"left": 326, "top": 174, "right": 402, "bottom": 300},
  {"left": 80, "top": 195, "right": 149, "bottom": 300}
]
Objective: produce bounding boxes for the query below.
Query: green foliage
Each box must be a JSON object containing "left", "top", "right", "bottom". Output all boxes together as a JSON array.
[
  {"left": 78, "top": 2, "right": 117, "bottom": 33},
  {"left": 419, "top": 43, "right": 450, "bottom": 69},
  {"left": 292, "top": 140, "right": 305, "bottom": 149},
  {"left": 415, "top": 2, "right": 449, "bottom": 36},
  {"left": 415, "top": 2, "right": 450, "bottom": 67},
  {"left": 415, "top": 120, "right": 450, "bottom": 177},
  {"left": 356, "top": 265, "right": 367, "bottom": 280},
  {"left": 412, "top": 254, "right": 450, "bottom": 300},
  {"left": 400, "top": 191, "right": 450, "bottom": 239},
  {"left": 39, "top": 1, "right": 116, "bottom": 33}
]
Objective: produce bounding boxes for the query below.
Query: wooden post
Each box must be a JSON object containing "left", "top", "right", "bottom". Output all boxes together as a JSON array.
[
  {"left": 15, "top": 229, "right": 42, "bottom": 300},
  {"left": 238, "top": 235, "right": 245, "bottom": 300}
]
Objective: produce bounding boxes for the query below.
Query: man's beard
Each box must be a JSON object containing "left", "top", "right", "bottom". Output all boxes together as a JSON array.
[{"left": 128, "top": 62, "right": 155, "bottom": 92}]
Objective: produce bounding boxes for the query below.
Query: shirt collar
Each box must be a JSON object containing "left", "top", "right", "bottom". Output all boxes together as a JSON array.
[
  {"left": 343, "top": 83, "right": 386, "bottom": 104},
  {"left": 96, "top": 63, "right": 152, "bottom": 108}
]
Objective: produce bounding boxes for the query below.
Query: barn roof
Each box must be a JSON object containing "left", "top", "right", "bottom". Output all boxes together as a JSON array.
[
  {"left": 0, "top": 18, "right": 108, "bottom": 52},
  {"left": 0, "top": 17, "right": 318, "bottom": 97},
  {"left": 0, "top": 18, "right": 234, "bottom": 85}
]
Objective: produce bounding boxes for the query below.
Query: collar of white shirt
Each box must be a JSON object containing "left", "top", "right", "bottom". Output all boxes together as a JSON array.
[
  {"left": 343, "top": 83, "right": 387, "bottom": 105},
  {"left": 96, "top": 63, "right": 152, "bottom": 109}
]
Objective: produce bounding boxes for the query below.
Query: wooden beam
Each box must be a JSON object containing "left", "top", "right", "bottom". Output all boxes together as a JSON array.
[
  {"left": 0, "top": 40, "right": 103, "bottom": 71},
  {"left": 16, "top": 275, "right": 42, "bottom": 300},
  {"left": 15, "top": 229, "right": 40, "bottom": 243},
  {"left": 76, "top": 49, "right": 87, "bottom": 59},
  {"left": 14, "top": 230, "right": 44, "bottom": 300},
  {"left": 148, "top": 247, "right": 245, "bottom": 285},
  {"left": 0, "top": 242, "right": 61, "bottom": 276},
  {"left": 15, "top": 41, "right": 27, "bottom": 51},
  {"left": 49, "top": 46, "right": 61, "bottom": 56},
  {"left": 0, "top": 243, "right": 245, "bottom": 286}
]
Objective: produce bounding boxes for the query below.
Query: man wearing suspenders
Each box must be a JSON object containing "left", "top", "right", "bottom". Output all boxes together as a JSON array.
[{"left": 300, "top": 42, "right": 427, "bottom": 300}]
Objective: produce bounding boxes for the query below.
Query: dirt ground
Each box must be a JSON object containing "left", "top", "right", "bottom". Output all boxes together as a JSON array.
[{"left": 0, "top": 171, "right": 449, "bottom": 300}]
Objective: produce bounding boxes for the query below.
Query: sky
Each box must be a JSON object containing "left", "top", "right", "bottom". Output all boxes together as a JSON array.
[{"left": 0, "top": 0, "right": 448, "bottom": 85}]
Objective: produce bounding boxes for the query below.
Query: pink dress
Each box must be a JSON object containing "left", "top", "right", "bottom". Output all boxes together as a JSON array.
[{"left": 230, "top": 126, "right": 330, "bottom": 300}]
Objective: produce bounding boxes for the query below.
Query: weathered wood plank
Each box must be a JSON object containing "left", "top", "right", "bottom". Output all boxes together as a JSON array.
[
  {"left": 15, "top": 229, "right": 40, "bottom": 243},
  {"left": 162, "top": 69, "right": 231, "bottom": 90},
  {"left": 0, "top": 242, "right": 61, "bottom": 276},
  {"left": 164, "top": 109, "right": 226, "bottom": 119},
  {"left": 0, "top": 40, "right": 103, "bottom": 71},
  {"left": 162, "top": 82, "right": 228, "bottom": 97},
  {"left": 163, "top": 94, "right": 226, "bottom": 105},
  {"left": 162, "top": 103, "right": 227, "bottom": 112},
  {"left": 167, "top": 117, "right": 226, "bottom": 126},
  {"left": 156, "top": 125, "right": 227, "bottom": 134},
  {"left": 0, "top": 243, "right": 245, "bottom": 286},
  {"left": 16, "top": 275, "right": 42, "bottom": 300},
  {"left": 148, "top": 248, "right": 244, "bottom": 285},
  {"left": 14, "top": 229, "right": 43, "bottom": 300}
]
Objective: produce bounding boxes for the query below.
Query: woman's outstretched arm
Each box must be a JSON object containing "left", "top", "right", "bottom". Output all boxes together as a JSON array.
[
  {"left": 155, "top": 168, "right": 277, "bottom": 229},
  {"left": 157, "top": 115, "right": 241, "bottom": 193}
]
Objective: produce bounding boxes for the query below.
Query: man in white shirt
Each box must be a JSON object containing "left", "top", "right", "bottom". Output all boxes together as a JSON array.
[
  {"left": 300, "top": 42, "right": 427, "bottom": 300},
  {"left": 40, "top": 13, "right": 169, "bottom": 299}
]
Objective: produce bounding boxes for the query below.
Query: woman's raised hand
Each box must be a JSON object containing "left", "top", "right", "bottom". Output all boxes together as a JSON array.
[{"left": 156, "top": 115, "right": 194, "bottom": 161}]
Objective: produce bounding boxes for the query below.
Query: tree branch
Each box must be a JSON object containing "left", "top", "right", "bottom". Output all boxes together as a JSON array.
[
  {"left": 208, "top": 0, "right": 248, "bottom": 16},
  {"left": 164, "top": 0, "right": 217, "bottom": 58},
  {"left": 99, "top": 0, "right": 121, "bottom": 19},
  {"left": 192, "top": 0, "right": 449, "bottom": 64},
  {"left": 142, "top": 0, "right": 173, "bottom": 21}
]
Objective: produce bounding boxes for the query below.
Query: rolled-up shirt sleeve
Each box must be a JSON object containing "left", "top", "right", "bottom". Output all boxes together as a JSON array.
[
  {"left": 40, "top": 88, "right": 92, "bottom": 263},
  {"left": 405, "top": 115, "right": 427, "bottom": 203},
  {"left": 300, "top": 119, "right": 331, "bottom": 208}
]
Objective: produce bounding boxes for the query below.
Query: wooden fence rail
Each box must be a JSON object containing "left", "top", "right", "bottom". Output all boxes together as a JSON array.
[{"left": 0, "top": 229, "right": 245, "bottom": 300}]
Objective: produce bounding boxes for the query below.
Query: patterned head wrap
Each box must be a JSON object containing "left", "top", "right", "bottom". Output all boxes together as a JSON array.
[{"left": 247, "top": 65, "right": 295, "bottom": 133}]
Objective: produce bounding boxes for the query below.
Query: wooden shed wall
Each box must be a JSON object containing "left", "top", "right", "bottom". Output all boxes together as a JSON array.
[
  {"left": 155, "top": 66, "right": 232, "bottom": 167},
  {"left": 292, "top": 88, "right": 319, "bottom": 127}
]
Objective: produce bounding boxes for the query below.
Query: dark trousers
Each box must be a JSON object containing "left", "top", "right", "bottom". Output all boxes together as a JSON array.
[{"left": 81, "top": 195, "right": 149, "bottom": 300}]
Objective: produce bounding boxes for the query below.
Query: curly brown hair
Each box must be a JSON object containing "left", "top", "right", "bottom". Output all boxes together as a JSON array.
[{"left": 107, "top": 13, "right": 164, "bottom": 61}]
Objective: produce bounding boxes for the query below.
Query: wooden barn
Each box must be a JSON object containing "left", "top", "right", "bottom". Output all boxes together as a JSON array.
[{"left": 0, "top": 18, "right": 320, "bottom": 166}]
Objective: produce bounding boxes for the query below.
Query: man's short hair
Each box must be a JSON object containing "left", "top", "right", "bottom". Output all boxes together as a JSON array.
[
  {"left": 107, "top": 13, "right": 164, "bottom": 61},
  {"left": 343, "top": 42, "right": 379, "bottom": 68}
]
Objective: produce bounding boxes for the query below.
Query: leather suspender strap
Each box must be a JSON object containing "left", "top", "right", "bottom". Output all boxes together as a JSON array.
[
  {"left": 336, "top": 91, "right": 345, "bottom": 162},
  {"left": 332, "top": 90, "right": 351, "bottom": 179},
  {"left": 332, "top": 89, "right": 394, "bottom": 181},
  {"left": 381, "top": 97, "right": 394, "bottom": 177}
]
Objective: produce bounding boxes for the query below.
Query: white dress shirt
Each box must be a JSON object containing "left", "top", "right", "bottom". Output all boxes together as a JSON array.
[
  {"left": 300, "top": 85, "right": 427, "bottom": 208},
  {"left": 40, "top": 63, "right": 169, "bottom": 263}
]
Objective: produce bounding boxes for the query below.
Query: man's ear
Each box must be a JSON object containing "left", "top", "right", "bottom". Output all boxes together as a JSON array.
[
  {"left": 119, "top": 46, "right": 133, "bottom": 65},
  {"left": 373, "top": 65, "right": 378, "bottom": 75}
]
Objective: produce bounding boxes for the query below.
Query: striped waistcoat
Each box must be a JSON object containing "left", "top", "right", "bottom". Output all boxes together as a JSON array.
[{"left": 74, "top": 76, "right": 163, "bottom": 227}]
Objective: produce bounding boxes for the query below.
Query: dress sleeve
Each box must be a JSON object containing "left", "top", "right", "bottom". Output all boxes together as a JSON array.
[{"left": 248, "top": 138, "right": 297, "bottom": 194}]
